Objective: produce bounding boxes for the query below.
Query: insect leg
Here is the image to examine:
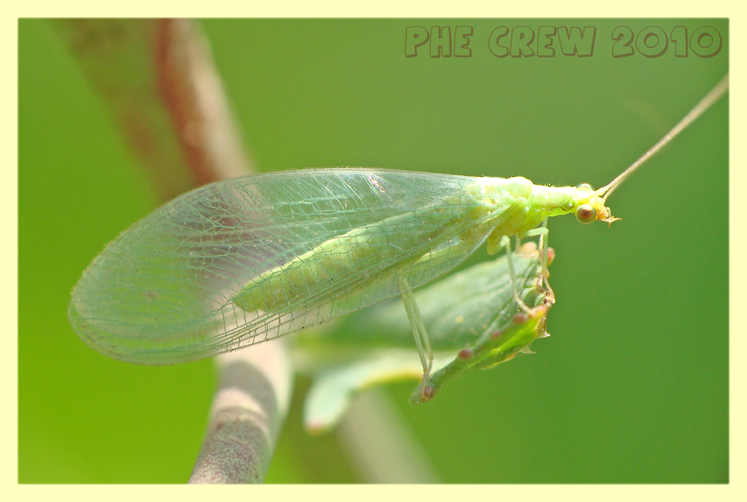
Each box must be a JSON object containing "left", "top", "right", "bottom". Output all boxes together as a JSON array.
[
  {"left": 495, "top": 235, "right": 534, "bottom": 314},
  {"left": 398, "top": 275, "right": 434, "bottom": 399},
  {"left": 519, "top": 224, "right": 554, "bottom": 303}
]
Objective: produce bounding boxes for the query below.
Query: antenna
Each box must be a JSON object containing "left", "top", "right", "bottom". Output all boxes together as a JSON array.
[{"left": 597, "top": 74, "right": 729, "bottom": 202}]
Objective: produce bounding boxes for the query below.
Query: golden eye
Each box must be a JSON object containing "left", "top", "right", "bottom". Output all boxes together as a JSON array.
[
  {"left": 575, "top": 204, "right": 596, "bottom": 224},
  {"left": 576, "top": 183, "right": 593, "bottom": 190}
]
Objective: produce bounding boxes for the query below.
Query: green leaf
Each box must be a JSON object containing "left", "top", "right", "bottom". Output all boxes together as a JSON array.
[{"left": 295, "top": 244, "right": 552, "bottom": 432}]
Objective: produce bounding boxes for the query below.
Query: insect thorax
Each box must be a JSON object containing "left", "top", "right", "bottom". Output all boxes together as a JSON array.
[{"left": 470, "top": 177, "right": 577, "bottom": 235}]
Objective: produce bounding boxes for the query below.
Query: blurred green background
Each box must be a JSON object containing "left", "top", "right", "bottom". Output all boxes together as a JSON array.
[{"left": 19, "top": 19, "right": 728, "bottom": 483}]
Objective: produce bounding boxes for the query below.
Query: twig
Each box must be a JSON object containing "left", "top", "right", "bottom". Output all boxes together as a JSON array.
[
  {"left": 189, "top": 342, "right": 292, "bottom": 483},
  {"left": 53, "top": 18, "right": 291, "bottom": 483}
]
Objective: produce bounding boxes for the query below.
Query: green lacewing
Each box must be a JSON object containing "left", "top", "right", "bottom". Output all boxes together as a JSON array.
[{"left": 69, "top": 75, "right": 728, "bottom": 399}]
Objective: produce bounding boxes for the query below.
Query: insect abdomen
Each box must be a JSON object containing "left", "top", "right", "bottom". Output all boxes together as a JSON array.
[
  {"left": 233, "top": 201, "right": 489, "bottom": 314},
  {"left": 233, "top": 226, "right": 387, "bottom": 312}
]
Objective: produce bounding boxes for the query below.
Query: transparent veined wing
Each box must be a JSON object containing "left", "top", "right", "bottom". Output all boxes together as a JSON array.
[{"left": 69, "top": 168, "right": 515, "bottom": 364}]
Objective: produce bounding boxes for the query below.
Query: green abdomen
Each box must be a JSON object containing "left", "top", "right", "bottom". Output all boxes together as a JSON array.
[
  {"left": 234, "top": 226, "right": 388, "bottom": 312},
  {"left": 233, "top": 200, "right": 493, "bottom": 314}
]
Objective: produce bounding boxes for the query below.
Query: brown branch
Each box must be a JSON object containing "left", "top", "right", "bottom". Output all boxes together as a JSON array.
[
  {"left": 51, "top": 19, "right": 253, "bottom": 199},
  {"left": 154, "top": 19, "right": 253, "bottom": 185},
  {"left": 52, "top": 18, "right": 288, "bottom": 484},
  {"left": 189, "top": 343, "right": 292, "bottom": 483}
]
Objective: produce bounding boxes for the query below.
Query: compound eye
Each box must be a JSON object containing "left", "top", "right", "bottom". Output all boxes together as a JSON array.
[
  {"left": 576, "top": 183, "right": 593, "bottom": 190},
  {"left": 575, "top": 204, "right": 596, "bottom": 224}
]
